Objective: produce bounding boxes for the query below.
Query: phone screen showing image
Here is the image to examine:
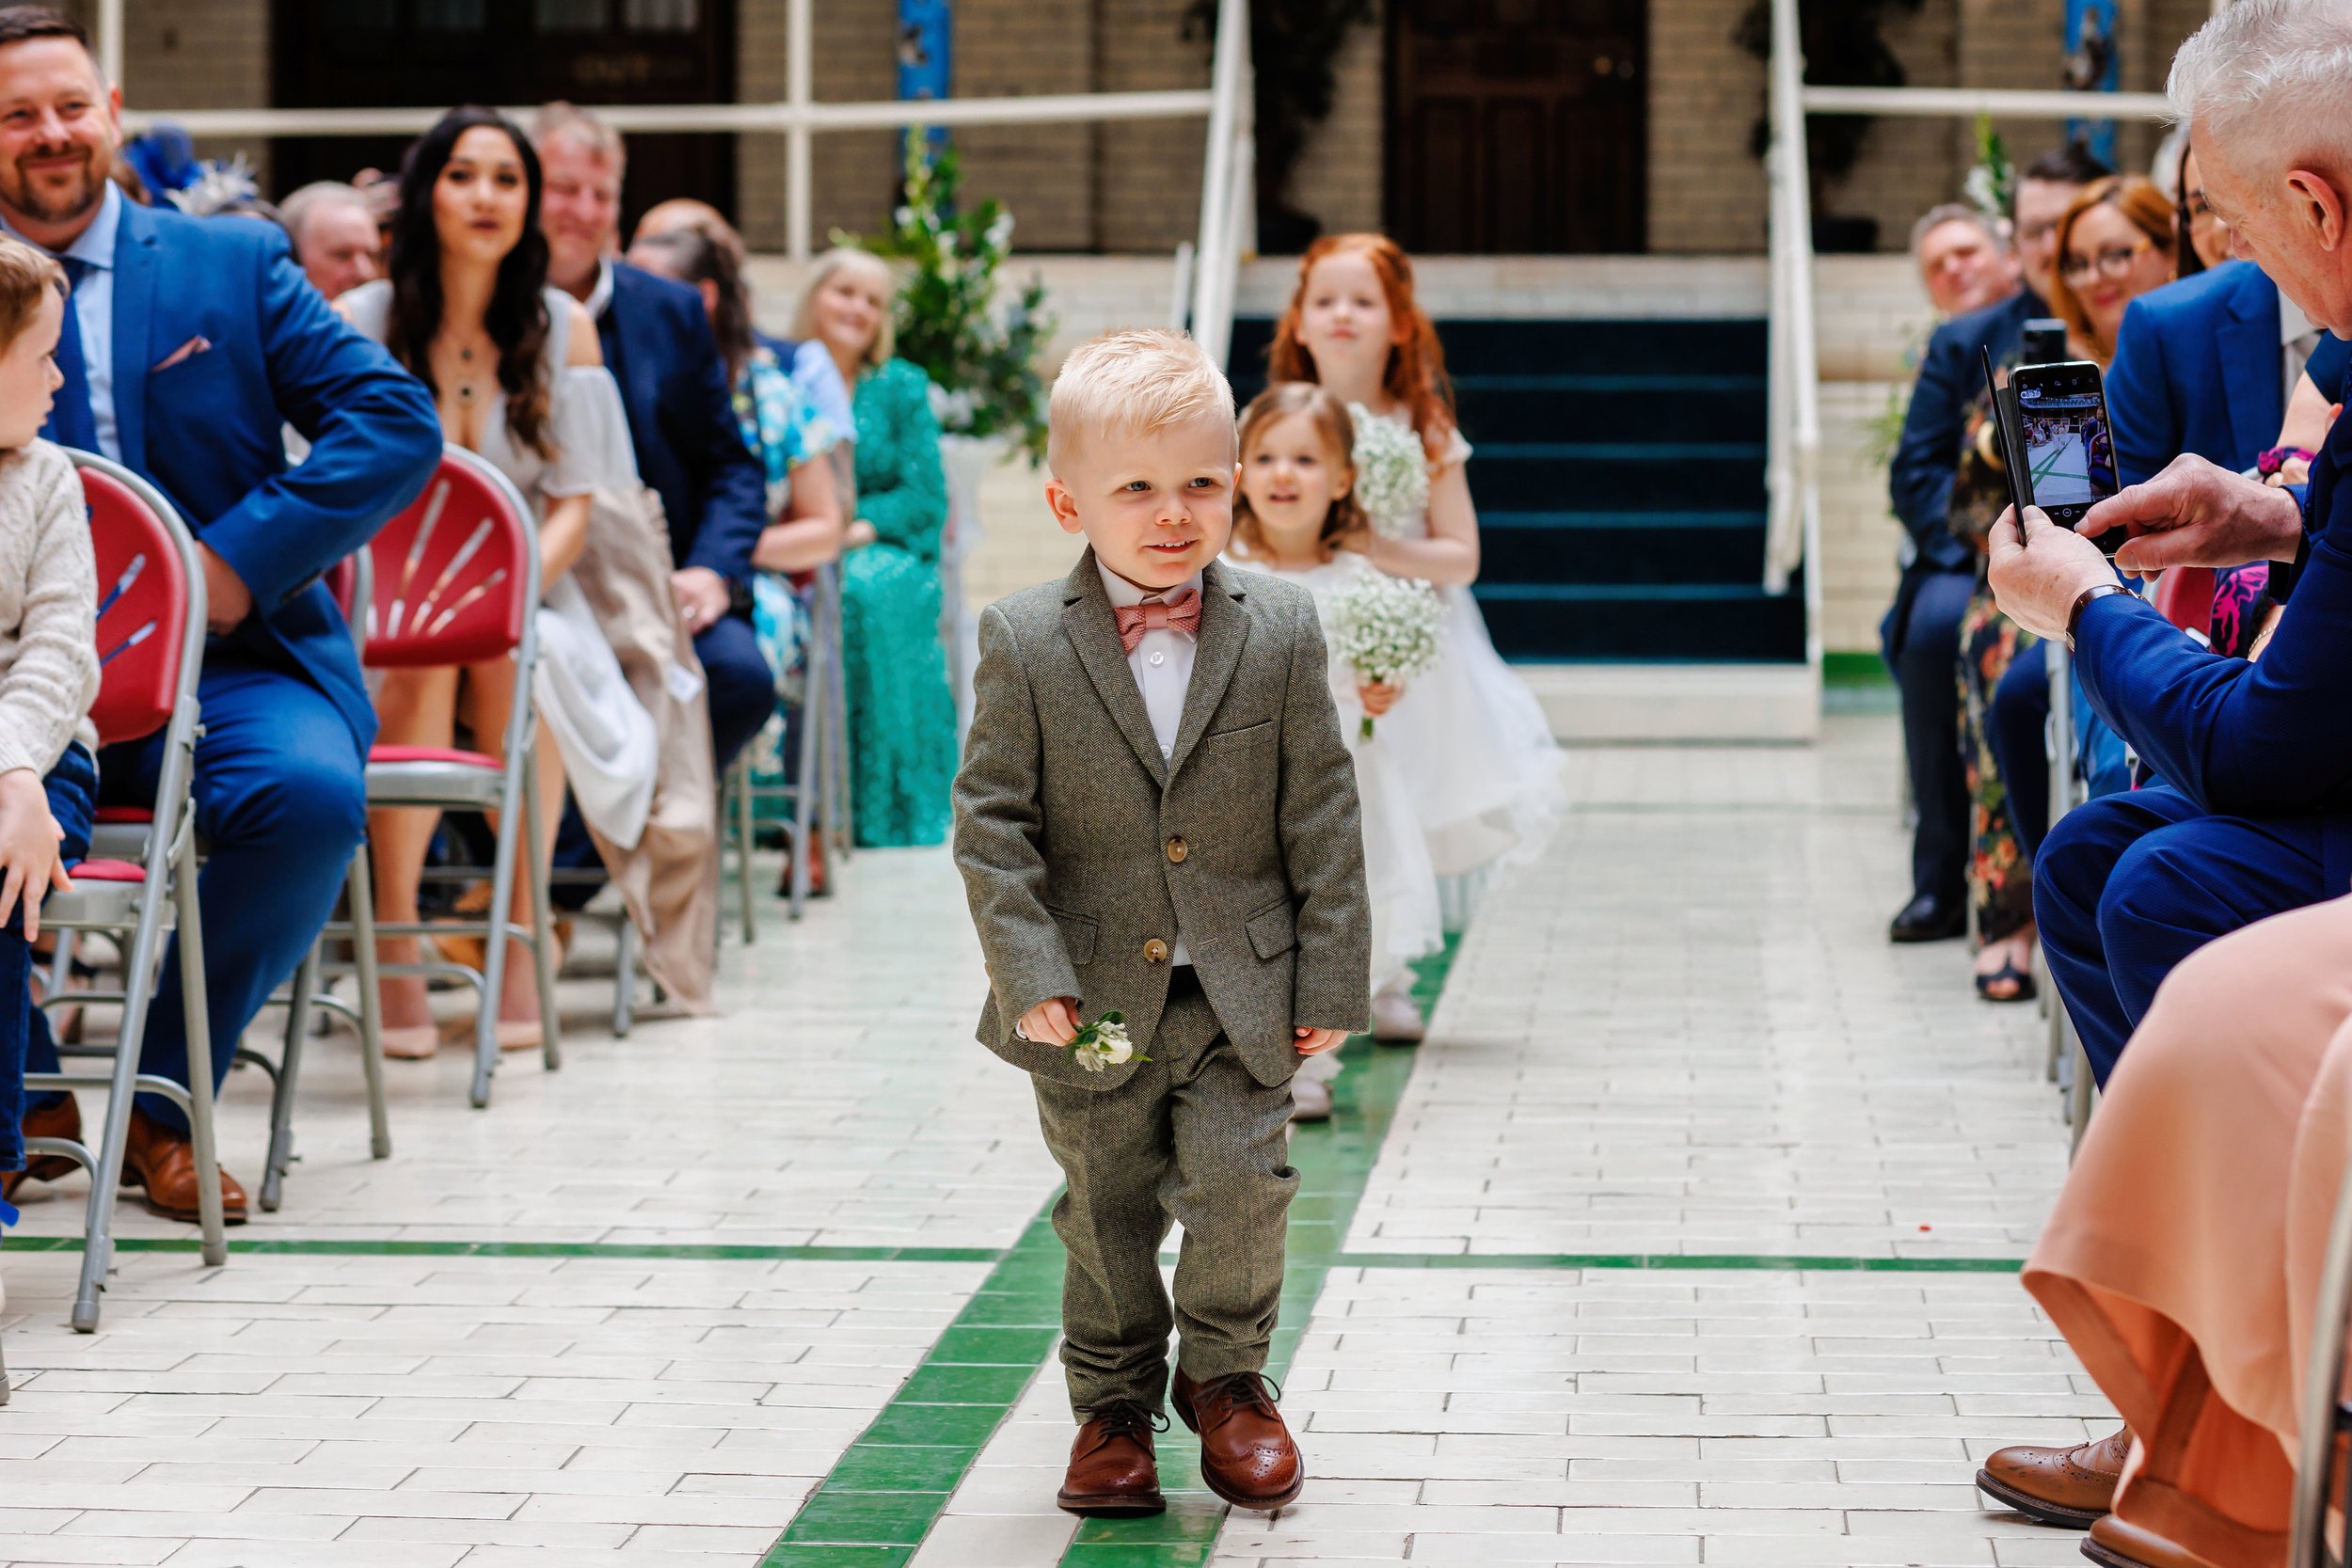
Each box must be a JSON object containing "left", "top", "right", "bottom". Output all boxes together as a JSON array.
[{"left": 2014, "top": 372, "right": 2119, "bottom": 522}]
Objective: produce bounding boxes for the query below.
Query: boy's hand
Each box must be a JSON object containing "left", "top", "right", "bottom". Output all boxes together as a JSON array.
[
  {"left": 1359, "top": 681, "right": 1401, "bottom": 717},
  {"left": 0, "top": 768, "right": 67, "bottom": 942},
  {"left": 1295, "top": 1025, "right": 1345, "bottom": 1055},
  {"left": 1017, "top": 996, "right": 1081, "bottom": 1047}
]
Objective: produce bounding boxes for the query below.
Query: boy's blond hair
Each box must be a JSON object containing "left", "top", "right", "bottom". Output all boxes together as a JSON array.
[
  {"left": 0, "top": 238, "right": 64, "bottom": 358},
  {"left": 1047, "top": 327, "right": 1234, "bottom": 475}
]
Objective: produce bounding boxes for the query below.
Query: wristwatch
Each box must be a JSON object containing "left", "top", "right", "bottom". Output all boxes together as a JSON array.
[{"left": 2066, "top": 582, "right": 2131, "bottom": 650}]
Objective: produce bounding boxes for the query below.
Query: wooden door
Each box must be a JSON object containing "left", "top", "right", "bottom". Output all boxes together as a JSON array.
[
  {"left": 270, "top": 0, "right": 737, "bottom": 236},
  {"left": 1387, "top": 0, "right": 1646, "bottom": 254}
]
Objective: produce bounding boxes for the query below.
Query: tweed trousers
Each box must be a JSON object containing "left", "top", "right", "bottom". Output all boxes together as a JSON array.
[{"left": 1030, "top": 967, "right": 1301, "bottom": 1417}]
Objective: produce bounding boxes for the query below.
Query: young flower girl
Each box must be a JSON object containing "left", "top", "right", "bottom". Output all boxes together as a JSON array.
[
  {"left": 1270, "top": 233, "right": 1561, "bottom": 880},
  {"left": 1226, "top": 384, "right": 1444, "bottom": 1092}
]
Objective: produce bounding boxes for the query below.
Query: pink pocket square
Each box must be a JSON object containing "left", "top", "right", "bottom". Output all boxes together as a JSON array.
[{"left": 151, "top": 336, "right": 212, "bottom": 372}]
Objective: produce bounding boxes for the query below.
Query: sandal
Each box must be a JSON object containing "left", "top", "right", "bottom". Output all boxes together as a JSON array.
[{"left": 1975, "top": 960, "right": 2038, "bottom": 1004}]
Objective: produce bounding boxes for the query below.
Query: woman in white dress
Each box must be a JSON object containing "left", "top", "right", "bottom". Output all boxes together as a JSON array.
[
  {"left": 339, "top": 107, "right": 647, "bottom": 1056},
  {"left": 1269, "top": 234, "right": 1562, "bottom": 879},
  {"left": 1224, "top": 385, "right": 1445, "bottom": 1107}
]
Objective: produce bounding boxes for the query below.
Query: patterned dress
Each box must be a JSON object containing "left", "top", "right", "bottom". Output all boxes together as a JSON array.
[
  {"left": 840, "top": 358, "right": 955, "bottom": 848},
  {"left": 734, "top": 343, "right": 835, "bottom": 828}
]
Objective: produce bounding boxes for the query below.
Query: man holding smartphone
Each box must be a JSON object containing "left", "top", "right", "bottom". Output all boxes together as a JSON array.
[{"left": 1884, "top": 146, "right": 2108, "bottom": 945}]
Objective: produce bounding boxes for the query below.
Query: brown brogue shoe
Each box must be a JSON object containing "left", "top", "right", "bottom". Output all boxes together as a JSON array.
[
  {"left": 1057, "top": 1402, "right": 1167, "bottom": 1517},
  {"left": 121, "top": 1108, "right": 246, "bottom": 1226},
  {"left": 2080, "top": 1514, "right": 2230, "bottom": 1568},
  {"left": 3, "top": 1094, "right": 82, "bottom": 1199},
  {"left": 1977, "top": 1428, "right": 2131, "bottom": 1529},
  {"left": 1172, "top": 1370, "right": 1303, "bottom": 1512}
]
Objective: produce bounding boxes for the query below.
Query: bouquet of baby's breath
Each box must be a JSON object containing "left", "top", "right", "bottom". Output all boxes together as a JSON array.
[
  {"left": 1329, "top": 571, "right": 1444, "bottom": 740},
  {"left": 1069, "top": 1011, "right": 1146, "bottom": 1074},
  {"left": 1349, "top": 404, "right": 1430, "bottom": 541}
]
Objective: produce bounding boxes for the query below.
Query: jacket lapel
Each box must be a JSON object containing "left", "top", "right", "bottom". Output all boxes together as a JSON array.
[
  {"left": 110, "top": 200, "right": 160, "bottom": 474},
  {"left": 1062, "top": 551, "right": 1168, "bottom": 786},
  {"left": 1166, "top": 560, "right": 1249, "bottom": 780},
  {"left": 2219, "top": 267, "right": 2280, "bottom": 470}
]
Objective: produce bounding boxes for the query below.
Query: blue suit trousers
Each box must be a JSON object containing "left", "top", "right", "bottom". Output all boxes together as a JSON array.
[
  {"left": 2035, "top": 784, "right": 2329, "bottom": 1085},
  {"left": 26, "top": 661, "right": 366, "bottom": 1132}
]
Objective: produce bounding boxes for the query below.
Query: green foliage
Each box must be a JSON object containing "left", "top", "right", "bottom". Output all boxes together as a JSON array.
[
  {"left": 1963, "top": 117, "right": 2016, "bottom": 226},
  {"left": 846, "top": 134, "right": 1057, "bottom": 467}
]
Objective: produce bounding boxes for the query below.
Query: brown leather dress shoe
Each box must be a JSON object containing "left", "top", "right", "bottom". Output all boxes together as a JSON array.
[
  {"left": 3, "top": 1094, "right": 83, "bottom": 1199},
  {"left": 1057, "top": 1401, "right": 1167, "bottom": 1517},
  {"left": 2080, "top": 1513, "right": 2227, "bottom": 1568},
  {"left": 121, "top": 1108, "right": 246, "bottom": 1226},
  {"left": 1977, "top": 1428, "right": 2131, "bottom": 1529},
  {"left": 1172, "top": 1369, "right": 1304, "bottom": 1512}
]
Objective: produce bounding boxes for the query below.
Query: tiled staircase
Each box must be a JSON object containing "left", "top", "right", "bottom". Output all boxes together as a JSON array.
[{"left": 1230, "top": 311, "right": 1814, "bottom": 738}]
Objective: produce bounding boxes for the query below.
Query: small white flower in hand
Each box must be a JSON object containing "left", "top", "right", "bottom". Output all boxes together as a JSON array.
[{"left": 1069, "top": 1011, "right": 1147, "bottom": 1073}]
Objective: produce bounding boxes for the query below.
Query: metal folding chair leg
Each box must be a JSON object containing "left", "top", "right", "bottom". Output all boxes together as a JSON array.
[
  {"left": 788, "top": 628, "right": 824, "bottom": 923},
  {"left": 469, "top": 798, "right": 522, "bottom": 1112},
  {"left": 173, "top": 831, "right": 226, "bottom": 1266},
  {"left": 733, "top": 752, "right": 756, "bottom": 945},
  {"left": 520, "top": 751, "right": 561, "bottom": 1075},
  {"left": 258, "top": 943, "right": 321, "bottom": 1213},
  {"left": 344, "top": 845, "right": 391, "bottom": 1161},
  {"left": 825, "top": 567, "right": 855, "bottom": 859},
  {"left": 612, "top": 914, "right": 636, "bottom": 1037}
]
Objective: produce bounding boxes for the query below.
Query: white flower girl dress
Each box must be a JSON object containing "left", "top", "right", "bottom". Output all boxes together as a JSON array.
[{"left": 1350, "top": 405, "right": 1563, "bottom": 878}]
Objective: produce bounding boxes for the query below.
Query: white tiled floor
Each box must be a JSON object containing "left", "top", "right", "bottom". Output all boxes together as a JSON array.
[{"left": 1, "top": 714, "right": 2102, "bottom": 1566}]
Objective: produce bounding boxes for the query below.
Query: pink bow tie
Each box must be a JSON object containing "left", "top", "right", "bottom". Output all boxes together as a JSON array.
[{"left": 1115, "top": 590, "right": 1201, "bottom": 654}]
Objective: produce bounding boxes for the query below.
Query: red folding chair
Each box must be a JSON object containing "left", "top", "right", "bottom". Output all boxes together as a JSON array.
[
  {"left": 329, "top": 445, "right": 557, "bottom": 1109},
  {"left": 23, "top": 451, "right": 216, "bottom": 1333}
]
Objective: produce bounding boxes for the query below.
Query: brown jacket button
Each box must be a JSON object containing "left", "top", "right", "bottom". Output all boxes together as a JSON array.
[
  {"left": 1166, "top": 836, "right": 1188, "bottom": 863},
  {"left": 1143, "top": 938, "right": 1170, "bottom": 964}
]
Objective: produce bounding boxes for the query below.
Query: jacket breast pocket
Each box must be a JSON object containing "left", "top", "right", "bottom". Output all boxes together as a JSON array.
[
  {"left": 1245, "top": 896, "right": 1296, "bottom": 960},
  {"left": 1202, "top": 719, "right": 1275, "bottom": 753},
  {"left": 1048, "top": 904, "right": 1099, "bottom": 966}
]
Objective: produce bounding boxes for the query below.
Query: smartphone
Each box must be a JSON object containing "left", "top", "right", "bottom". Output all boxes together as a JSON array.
[{"left": 1994, "top": 353, "right": 2127, "bottom": 556}]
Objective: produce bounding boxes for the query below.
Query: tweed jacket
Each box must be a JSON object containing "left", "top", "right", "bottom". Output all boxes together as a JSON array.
[{"left": 953, "top": 548, "right": 1373, "bottom": 1089}]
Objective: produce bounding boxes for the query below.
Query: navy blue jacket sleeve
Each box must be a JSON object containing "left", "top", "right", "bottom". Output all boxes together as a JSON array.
[
  {"left": 663, "top": 287, "right": 765, "bottom": 585},
  {"left": 1887, "top": 323, "right": 1976, "bottom": 572},
  {"left": 203, "top": 232, "right": 441, "bottom": 613},
  {"left": 2106, "top": 297, "right": 2180, "bottom": 489},
  {"left": 2075, "top": 531, "right": 2352, "bottom": 816}
]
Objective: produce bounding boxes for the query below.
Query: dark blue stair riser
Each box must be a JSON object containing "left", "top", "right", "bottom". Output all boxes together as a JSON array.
[
  {"left": 1475, "top": 584, "right": 1808, "bottom": 662},
  {"left": 1471, "top": 447, "right": 1766, "bottom": 514},
  {"left": 1226, "top": 317, "right": 1768, "bottom": 382},
  {"left": 1453, "top": 377, "right": 1768, "bottom": 445},
  {"left": 1481, "top": 515, "right": 1768, "bottom": 587}
]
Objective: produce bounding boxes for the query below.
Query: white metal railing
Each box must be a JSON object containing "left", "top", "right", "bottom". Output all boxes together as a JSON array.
[
  {"left": 100, "top": 0, "right": 1254, "bottom": 356},
  {"left": 1763, "top": 28, "right": 2179, "bottom": 668}
]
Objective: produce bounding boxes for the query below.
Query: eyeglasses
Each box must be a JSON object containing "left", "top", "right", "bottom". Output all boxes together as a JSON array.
[
  {"left": 2060, "top": 240, "right": 2153, "bottom": 282},
  {"left": 2017, "top": 219, "right": 2061, "bottom": 247}
]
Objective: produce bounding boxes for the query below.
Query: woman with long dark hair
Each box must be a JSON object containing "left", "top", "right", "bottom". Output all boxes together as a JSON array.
[{"left": 340, "top": 106, "right": 644, "bottom": 1056}]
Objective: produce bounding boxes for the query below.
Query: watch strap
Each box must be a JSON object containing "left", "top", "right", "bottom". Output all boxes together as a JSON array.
[{"left": 2066, "top": 582, "right": 2132, "bottom": 650}]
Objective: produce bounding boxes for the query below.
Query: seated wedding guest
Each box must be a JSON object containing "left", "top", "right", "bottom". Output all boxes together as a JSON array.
[
  {"left": 341, "top": 107, "right": 656, "bottom": 1056},
  {"left": 2049, "top": 176, "right": 2178, "bottom": 372},
  {"left": 2174, "top": 141, "right": 2238, "bottom": 278},
  {"left": 1911, "top": 202, "right": 2021, "bottom": 320},
  {"left": 0, "top": 238, "right": 100, "bottom": 1206},
  {"left": 1885, "top": 145, "right": 2106, "bottom": 950},
  {"left": 279, "top": 180, "right": 380, "bottom": 303},
  {"left": 797, "top": 247, "right": 954, "bottom": 849},
  {"left": 1, "top": 7, "right": 440, "bottom": 1226},
  {"left": 529, "top": 103, "right": 771, "bottom": 774},
  {"left": 1979, "top": 0, "right": 2352, "bottom": 1541}
]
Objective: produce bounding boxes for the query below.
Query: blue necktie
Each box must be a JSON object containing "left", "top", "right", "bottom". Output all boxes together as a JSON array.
[{"left": 44, "top": 255, "right": 96, "bottom": 453}]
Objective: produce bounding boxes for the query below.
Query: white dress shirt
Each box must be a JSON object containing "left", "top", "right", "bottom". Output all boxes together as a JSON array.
[
  {"left": 2281, "top": 293, "right": 2324, "bottom": 407},
  {"left": 1098, "top": 559, "right": 1201, "bottom": 964},
  {"left": 582, "top": 257, "right": 615, "bottom": 322},
  {"left": 2, "top": 182, "right": 120, "bottom": 461}
]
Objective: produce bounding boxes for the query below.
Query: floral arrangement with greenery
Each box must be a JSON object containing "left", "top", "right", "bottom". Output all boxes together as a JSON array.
[{"left": 847, "top": 133, "right": 1056, "bottom": 467}]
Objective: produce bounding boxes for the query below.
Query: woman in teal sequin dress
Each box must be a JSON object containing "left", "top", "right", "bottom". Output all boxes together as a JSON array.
[{"left": 798, "top": 249, "right": 956, "bottom": 847}]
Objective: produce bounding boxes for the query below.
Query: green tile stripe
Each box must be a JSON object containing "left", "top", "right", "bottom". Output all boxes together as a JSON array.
[{"left": 1332, "top": 1251, "right": 2027, "bottom": 1274}]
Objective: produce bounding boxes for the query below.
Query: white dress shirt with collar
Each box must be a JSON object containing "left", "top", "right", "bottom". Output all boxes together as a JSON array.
[
  {"left": 1098, "top": 558, "right": 1202, "bottom": 966},
  {"left": 582, "top": 257, "right": 615, "bottom": 322},
  {"left": 1, "top": 182, "right": 120, "bottom": 461}
]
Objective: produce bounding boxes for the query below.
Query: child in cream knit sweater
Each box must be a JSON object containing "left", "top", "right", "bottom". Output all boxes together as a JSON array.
[{"left": 0, "top": 234, "right": 99, "bottom": 1245}]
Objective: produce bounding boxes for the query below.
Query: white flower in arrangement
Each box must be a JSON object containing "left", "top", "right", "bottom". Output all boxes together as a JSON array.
[
  {"left": 984, "top": 211, "right": 1016, "bottom": 255},
  {"left": 1348, "top": 404, "right": 1431, "bottom": 542},
  {"left": 929, "top": 384, "right": 979, "bottom": 432},
  {"left": 1329, "top": 570, "right": 1445, "bottom": 740},
  {"left": 1069, "top": 1011, "right": 1145, "bottom": 1074}
]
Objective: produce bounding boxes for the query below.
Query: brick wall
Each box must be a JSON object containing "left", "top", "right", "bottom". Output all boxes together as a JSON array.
[
  {"left": 1648, "top": 0, "right": 1767, "bottom": 253},
  {"left": 1288, "top": 4, "right": 1386, "bottom": 240},
  {"left": 72, "top": 0, "right": 274, "bottom": 183}
]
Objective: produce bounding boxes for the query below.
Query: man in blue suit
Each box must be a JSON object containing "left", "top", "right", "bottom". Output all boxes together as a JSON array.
[
  {"left": 0, "top": 8, "right": 440, "bottom": 1222},
  {"left": 530, "top": 104, "right": 772, "bottom": 773},
  {"left": 1883, "top": 145, "right": 2108, "bottom": 943},
  {"left": 1986, "top": 2, "right": 2352, "bottom": 1095},
  {"left": 2106, "top": 258, "right": 2312, "bottom": 486}
]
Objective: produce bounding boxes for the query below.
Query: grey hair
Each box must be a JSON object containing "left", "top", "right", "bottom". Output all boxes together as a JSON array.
[
  {"left": 1908, "top": 202, "right": 2009, "bottom": 260},
  {"left": 529, "top": 101, "right": 628, "bottom": 178},
  {"left": 278, "top": 181, "right": 372, "bottom": 246},
  {"left": 2169, "top": 0, "right": 2352, "bottom": 173}
]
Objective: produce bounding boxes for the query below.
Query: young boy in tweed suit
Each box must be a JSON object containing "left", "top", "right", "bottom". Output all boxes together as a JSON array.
[{"left": 952, "top": 329, "right": 1372, "bottom": 1517}]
